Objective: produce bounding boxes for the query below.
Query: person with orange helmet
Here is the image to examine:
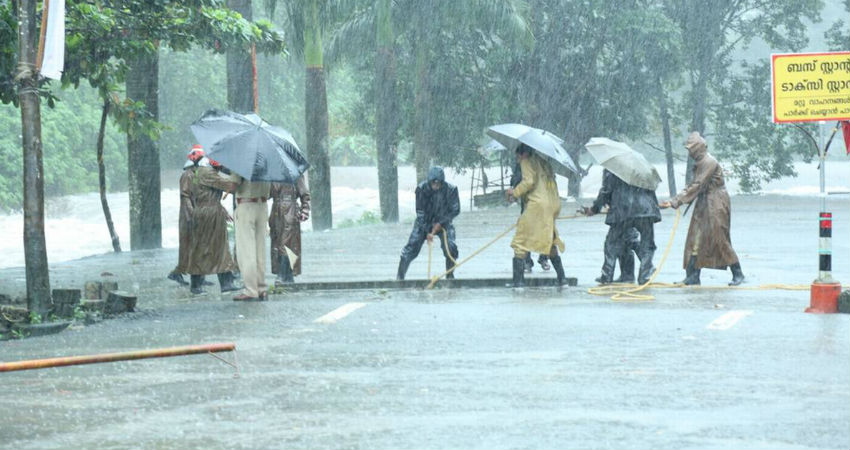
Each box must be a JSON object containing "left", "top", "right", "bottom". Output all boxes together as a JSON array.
[
  {"left": 167, "top": 145, "right": 206, "bottom": 286},
  {"left": 185, "top": 150, "right": 240, "bottom": 294}
]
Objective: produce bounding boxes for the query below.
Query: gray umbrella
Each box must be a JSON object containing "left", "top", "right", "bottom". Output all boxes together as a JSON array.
[
  {"left": 190, "top": 109, "right": 309, "bottom": 183},
  {"left": 584, "top": 137, "right": 661, "bottom": 190},
  {"left": 486, "top": 123, "right": 579, "bottom": 176}
]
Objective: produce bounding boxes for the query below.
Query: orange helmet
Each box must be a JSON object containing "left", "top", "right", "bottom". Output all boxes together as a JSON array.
[{"left": 187, "top": 145, "right": 205, "bottom": 162}]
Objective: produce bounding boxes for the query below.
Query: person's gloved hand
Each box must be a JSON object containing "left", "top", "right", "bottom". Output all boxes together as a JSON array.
[{"left": 299, "top": 211, "right": 309, "bottom": 222}]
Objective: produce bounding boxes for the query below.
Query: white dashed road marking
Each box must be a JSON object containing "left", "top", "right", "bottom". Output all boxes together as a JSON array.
[
  {"left": 314, "top": 302, "right": 367, "bottom": 324},
  {"left": 706, "top": 310, "right": 753, "bottom": 330}
]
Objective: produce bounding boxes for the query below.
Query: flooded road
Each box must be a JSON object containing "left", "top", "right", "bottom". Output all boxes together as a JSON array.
[{"left": 1, "top": 194, "right": 848, "bottom": 449}]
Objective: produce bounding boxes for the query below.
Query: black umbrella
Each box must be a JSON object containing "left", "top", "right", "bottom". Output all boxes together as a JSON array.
[{"left": 190, "top": 109, "right": 309, "bottom": 183}]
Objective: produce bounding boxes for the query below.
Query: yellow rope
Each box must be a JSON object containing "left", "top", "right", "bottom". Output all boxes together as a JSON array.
[
  {"left": 427, "top": 239, "right": 432, "bottom": 280},
  {"left": 442, "top": 228, "right": 458, "bottom": 264},
  {"left": 587, "top": 209, "right": 682, "bottom": 302},
  {"left": 426, "top": 223, "right": 517, "bottom": 289},
  {"left": 586, "top": 210, "right": 810, "bottom": 301}
]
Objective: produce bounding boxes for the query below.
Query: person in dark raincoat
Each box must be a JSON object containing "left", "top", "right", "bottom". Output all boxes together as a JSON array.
[
  {"left": 510, "top": 159, "right": 550, "bottom": 273},
  {"left": 660, "top": 131, "right": 744, "bottom": 286},
  {"left": 185, "top": 159, "right": 239, "bottom": 294},
  {"left": 167, "top": 145, "right": 204, "bottom": 286},
  {"left": 584, "top": 169, "right": 661, "bottom": 285},
  {"left": 396, "top": 167, "right": 460, "bottom": 280},
  {"left": 506, "top": 145, "right": 566, "bottom": 287},
  {"left": 269, "top": 174, "right": 311, "bottom": 285}
]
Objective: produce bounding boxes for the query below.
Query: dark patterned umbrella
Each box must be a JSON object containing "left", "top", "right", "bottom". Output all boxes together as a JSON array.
[{"left": 190, "top": 109, "right": 309, "bottom": 182}]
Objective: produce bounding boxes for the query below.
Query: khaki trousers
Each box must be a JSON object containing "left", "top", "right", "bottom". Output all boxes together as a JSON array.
[{"left": 235, "top": 202, "right": 268, "bottom": 297}]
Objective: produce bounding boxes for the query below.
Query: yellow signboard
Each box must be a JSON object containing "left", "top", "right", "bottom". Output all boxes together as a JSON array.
[{"left": 771, "top": 52, "right": 850, "bottom": 123}]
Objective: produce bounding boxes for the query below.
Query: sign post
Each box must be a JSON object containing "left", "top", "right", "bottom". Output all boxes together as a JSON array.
[{"left": 771, "top": 51, "right": 850, "bottom": 313}]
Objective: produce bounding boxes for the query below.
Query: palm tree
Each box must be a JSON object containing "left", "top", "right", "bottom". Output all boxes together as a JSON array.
[{"left": 278, "top": 0, "right": 343, "bottom": 231}]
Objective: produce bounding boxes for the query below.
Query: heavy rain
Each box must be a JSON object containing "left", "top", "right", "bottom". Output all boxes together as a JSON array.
[{"left": 1, "top": 0, "right": 849, "bottom": 449}]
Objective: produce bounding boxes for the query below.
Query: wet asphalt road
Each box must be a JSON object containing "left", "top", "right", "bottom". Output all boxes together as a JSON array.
[{"left": 0, "top": 195, "right": 848, "bottom": 449}]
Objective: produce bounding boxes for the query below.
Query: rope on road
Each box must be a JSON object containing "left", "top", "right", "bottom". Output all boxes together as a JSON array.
[
  {"left": 587, "top": 209, "right": 682, "bottom": 302},
  {"left": 586, "top": 210, "right": 810, "bottom": 301},
  {"left": 426, "top": 223, "right": 517, "bottom": 289},
  {"left": 427, "top": 213, "right": 587, "bottom": 289}
]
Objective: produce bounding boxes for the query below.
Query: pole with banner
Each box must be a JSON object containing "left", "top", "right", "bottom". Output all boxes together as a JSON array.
[{"left": 771, "top": 51, "right": 849, "bottom": 313}]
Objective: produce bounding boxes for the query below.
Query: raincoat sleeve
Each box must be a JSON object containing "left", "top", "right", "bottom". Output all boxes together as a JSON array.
[
  {"left": 670, "top": 158, "right": 717, "bottom": 208},
  {"left": 180, "top": 171, "right": 194, "bottom": 223},
  {"left": 510, "top": 161, "right": 522, "bottom": 188},
  {"left": 199, "top": 169, "right": 237, "bottom": 192},
  {"left": 414, "top": 185, "right": 426, "bottom": 224},
  {"left": 512, "top": 158, "right": 536, "bottom": 199},
  {"left": 296, "top": 175, "right": 311, "bottom": 216},
  {"left": 591, "top": 171, "right": 613, "bottom": 214},
  {"left": 438, "top": 186, "right": 460, "bottom": 226}
]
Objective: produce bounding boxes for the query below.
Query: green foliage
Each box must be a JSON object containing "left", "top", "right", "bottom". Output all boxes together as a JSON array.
[
  {"left": 337, "top": 210, "right": 381, "bottom": 228},
  {"left": 715, "top": 61, "right": 814, "bottom": 193},
  {"left": 330, "top": 134, "right": 376, "bottom": 165},
  {"left": 28, "top": 311, "right": 42, "bottom": 324},
  {"left": 73, "top": 306, "right": 86, "bottom": 320},
  {"left": 0, "top": 85, "right": 128, "bottom": 212}
]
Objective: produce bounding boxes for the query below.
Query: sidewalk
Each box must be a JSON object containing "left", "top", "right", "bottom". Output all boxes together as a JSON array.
[{"left": 1, "top": 195, "right": 847, "bottom": 312}]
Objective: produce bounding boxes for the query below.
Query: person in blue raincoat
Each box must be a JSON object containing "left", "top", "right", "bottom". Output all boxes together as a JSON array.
[{"left": 396, "top": 167, "right": 460, "bottom": 280}]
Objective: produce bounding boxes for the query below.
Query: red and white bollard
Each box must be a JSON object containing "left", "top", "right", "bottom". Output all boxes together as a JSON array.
[{"left": 807, "top": 212, "right": 841, "bottom": 313}]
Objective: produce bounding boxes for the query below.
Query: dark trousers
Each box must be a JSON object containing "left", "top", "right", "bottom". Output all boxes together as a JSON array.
[
  {"left": 400, "top": 222, "right": 458, "bottom": 263},
  {"left": 604, "top": 218, "right": 656, "bottom": 282}
]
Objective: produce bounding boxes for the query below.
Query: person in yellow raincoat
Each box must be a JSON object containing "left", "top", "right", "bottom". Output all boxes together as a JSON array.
[{"left": 506, "top": 144, "right": 566, "bottom": 287}]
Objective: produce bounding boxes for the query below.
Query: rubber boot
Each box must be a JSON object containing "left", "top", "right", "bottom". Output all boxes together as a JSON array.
[
  {"left": 729, "top": 262, "right": 745, "bottom": 286},
  {"left": 190, "top": 275, "right": 205, "bottom": 294},
  {"left": 396, "top": 256, "right": 412, "bottom": 281},
  {"left": 524, "top": 254, "right": 534, "bottom": 273},
  {"left": 615, "top": 251, "right": 635, "bottom": 283},
  {"left": 637, "top": 250, "right": 656, "bottom": 285},
  {"left": 276, "top": 254, "right": 294, "bottom": 285},
  {"left": 218, "top": 272, "right": 239, "bottom": 293},
  {"left": 595, "top": 252, "right": 617, "bottom": 284},
  {"left": 683, "top": 255, "right": 701, "bottom": 285},
  {"left": 550, "top": 254, "right": 566, "bottom": 286},
  {"left": 512, "top": 257, "right": 526, "bottom": 287},
  {"left": 167, "top": 272, "right": 188, "bottom": 286},
  {"left": 538, "top": 254, "right": 551, "bottom": 271},
  {"left": 445, "top": 259, "right": 455, "bottom": 279}
]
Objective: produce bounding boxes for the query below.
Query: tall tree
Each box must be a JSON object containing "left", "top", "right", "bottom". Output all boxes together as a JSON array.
[
  {"left": 374, "top": 0, "right": 398, "bottom": 222},
  {"left": 59, "top": 0, "right": 285, "bottom": 250},
  {"left": 516, "top": 0, "right": 678, "bottom": 196},
  {"left": 227, "top": 0, "right": 255, "bottom": 113},
  {"left": 15, "top": 0, "right": 51, "bottom": 315},
  {"left": 663, "top": 0, "right": 822, "bottom": 183},
  {"left": 126, "top": 50, "right": 162, "bottom": 250},
  {"left": 281, "top": 0, "right": 337, "bottom": 230}
]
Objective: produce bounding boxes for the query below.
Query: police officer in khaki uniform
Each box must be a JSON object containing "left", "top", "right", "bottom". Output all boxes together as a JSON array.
[{"left": 228, "top": 173, "right": 272, "bottom": 301}]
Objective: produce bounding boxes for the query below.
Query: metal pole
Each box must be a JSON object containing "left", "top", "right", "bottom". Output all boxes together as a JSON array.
[{"left": 0, "top": 343, "right": 236, "bottom": 373}]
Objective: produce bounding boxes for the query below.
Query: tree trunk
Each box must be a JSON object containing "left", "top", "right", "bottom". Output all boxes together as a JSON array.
[
  {"left": 412, "top": 39, "right": 431, "bottom": 183},
  {"left": 126, "top": 52, "right": 162, "bottom": 250},
  {"left": 658, "top": 78, "right": 676, "bottom": 197},
  {"left": 375, "top": 0, "right": 398, "bottom": 223},
  {"left": 16, "top": 0, "right": 51, "bottom": 316},
  {"left": 226, "top": 0, "right": 254, "bottom": 114},
  {"left": 687, "top": 75, "right": 708, "bottom": 185},
  {"left": 97, "top": 99, "right": 121, "bottom": 252},
  {"left": 305, "top": 0, "right": 332, "bottom": 230}
]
